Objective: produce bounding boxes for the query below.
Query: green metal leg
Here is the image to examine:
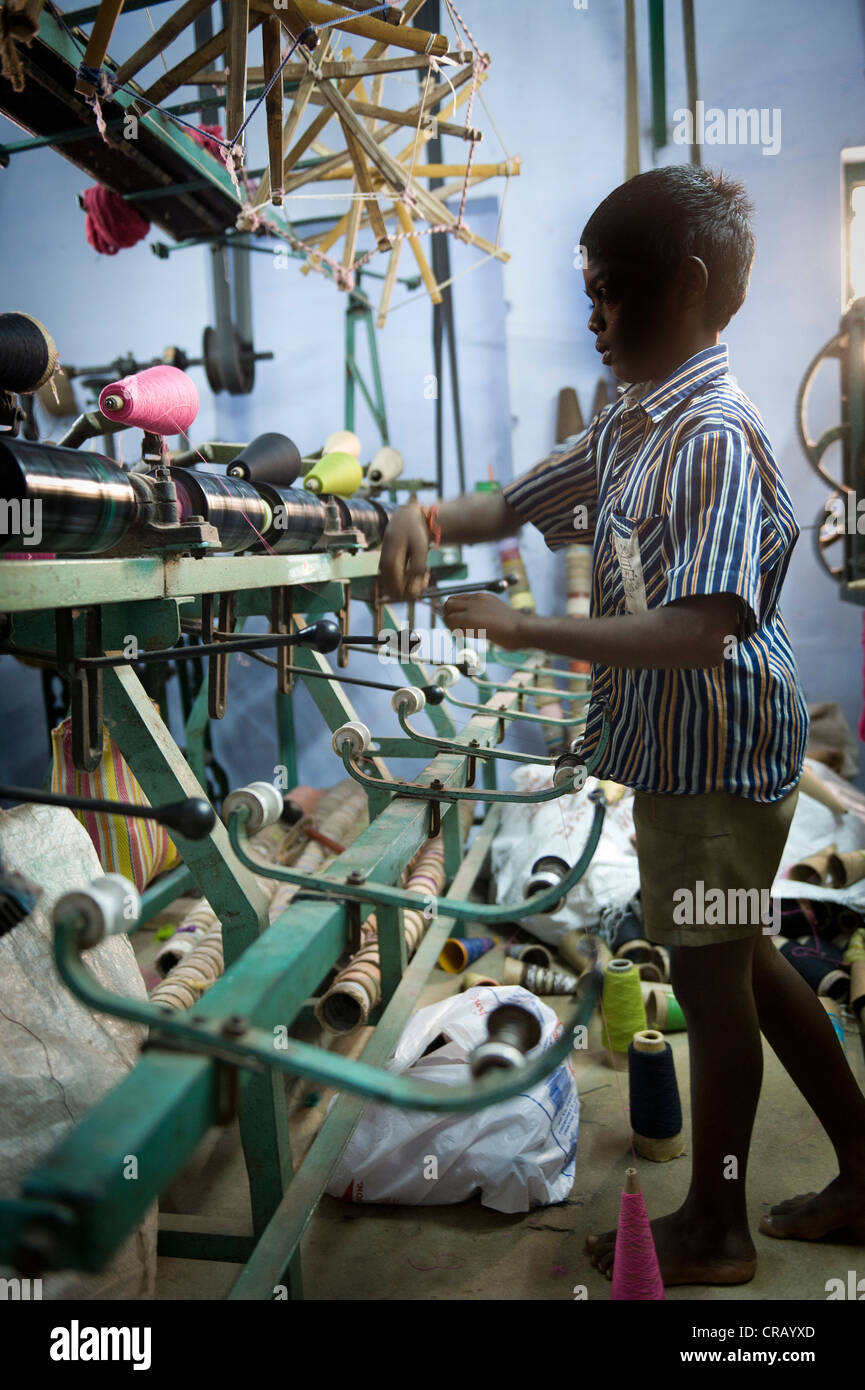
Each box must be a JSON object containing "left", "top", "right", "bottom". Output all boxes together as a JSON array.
[
  {"left": 102, "top": 665, "right": 293, "bottom": 1249},
  {"left": 376, "top": 902, "right": 407, "bottom": 1010},
  {"left": 442, "top": 796, "right": 463, "bottom": 881},
  {"left": 227, "top": 805, "right": 504, "bottom": 1301},
  {"left": 276, "top": 689, "right": 298, "bottom": 790},
  {"left": 184, "top": 679, "right": 210, "bottom": 795}
]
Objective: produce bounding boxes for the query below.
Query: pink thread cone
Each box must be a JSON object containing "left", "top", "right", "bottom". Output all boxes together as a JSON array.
[
  {"left": 610, "top": 1170, "right": 665, "bottom": 1300},
  {"left": 99, "top": 364, "right": 199, "bottom": 435}
]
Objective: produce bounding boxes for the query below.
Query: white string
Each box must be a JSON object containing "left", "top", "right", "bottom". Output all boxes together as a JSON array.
[
  {"left": 384, "top": 242, "right": 502, "bottom": 316},
  {"left": 477, "top": 86, "right": 511, "bottom": 161}
]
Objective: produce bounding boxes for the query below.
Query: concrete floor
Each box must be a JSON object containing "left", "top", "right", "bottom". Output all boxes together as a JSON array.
[{"left": 144, "top": 929, "right": 865, "bottom": 1303}]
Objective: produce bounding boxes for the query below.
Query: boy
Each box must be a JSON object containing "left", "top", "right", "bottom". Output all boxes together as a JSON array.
[{"left": 379, "top": 166, "right": 865, "bottom": 1286}]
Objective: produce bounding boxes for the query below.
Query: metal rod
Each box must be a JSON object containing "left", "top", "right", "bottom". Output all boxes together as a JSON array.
[
  {"left": 444, "top": 692, "right": 587, "bottom": 726},
  {"left": 396, "top": 705, "right": 548, "bottom": 764},
  {"left": 425, "top": 576, "right": 516, "bottom": 598},
  {"left": 52, "top": 906, "right": 603, "bottom": 1110},
  {"left": 6, "top": 626, "right": 341, "bottom": 670}
]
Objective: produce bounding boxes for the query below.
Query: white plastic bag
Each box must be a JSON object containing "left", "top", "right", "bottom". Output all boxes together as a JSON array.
[
  {"left": 326, "top": 986, "right": 579, "bottom": 1213},
  {"left": 491, "top": 766, "right": 641, "bottom": 943},
  {"left": 0, "top": 804, "right": 157, "bottom": 1299}
]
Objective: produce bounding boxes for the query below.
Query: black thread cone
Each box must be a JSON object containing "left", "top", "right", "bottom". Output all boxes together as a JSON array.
[{"left": 228, "top": 433, "right": 303, "bottom": 486}]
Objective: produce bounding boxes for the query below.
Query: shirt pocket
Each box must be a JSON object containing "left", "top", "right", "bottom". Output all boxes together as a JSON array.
[{"left": 608, "top": 504, "right": 667, "bottom": 612}]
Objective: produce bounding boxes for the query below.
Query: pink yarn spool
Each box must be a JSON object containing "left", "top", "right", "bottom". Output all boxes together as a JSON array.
[
  {"left": 99, "top": 364, "right": 199, "bottom": 436},
  {"left": 610, "top": 1171, "right": 665, "bottom": 1300}
]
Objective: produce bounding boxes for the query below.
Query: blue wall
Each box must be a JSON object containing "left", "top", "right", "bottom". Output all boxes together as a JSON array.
[{"left": 2, "top": 0, "right": 864, "bottom": 794}]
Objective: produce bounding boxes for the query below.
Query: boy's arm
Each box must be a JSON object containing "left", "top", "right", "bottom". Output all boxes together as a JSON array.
[
  {"left": 443, "top": 591, "right": 741, "bottom": 669},
  {"left": 444, "top": 425, "right": 762, "bottom": 671},
  {"left": 378, "top": 492, "right": 521, "bottom": 600},
  {"left": 379, "top": 422, "right": 600, "bottom": 600}
]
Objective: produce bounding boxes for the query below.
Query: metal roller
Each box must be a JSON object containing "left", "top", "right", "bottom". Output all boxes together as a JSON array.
[
  {"left": 169, "top": 466, "right": 272, "bottom": 553},
  {"left": 470, "top": 1003, "right": 543, "bottom": 1077},
  {"left": 391, "top": 686, "right": 426, "bottom": 715},
  {"left": 332, "top": 495, "right": 390, "bottom": 549},
  {"left": 53, "top": 874, "right": 140, "bottom": 948},
  {"left": 255, "top": 485, "right": 329, "bottom": 554},
  {"left": 553, "top": 752, "right": 588, "bottom": 790},
  {"left": 523, "top": 855, "right": 571, "bottom": 913},
  {"left": 0, "top": 438, "right": 139, "bottom": 554},
  {"left": 222, "top": 781, "right": 284, "bottom": 834},
  {"left": 433, "top": 664, "right": 461, "bottom": 688},
  {"left": 454, "top": 647, "right": 481, "bottom": 673},
  {"left": 332, "top": 721, "right": 372, "bottom": 757}
]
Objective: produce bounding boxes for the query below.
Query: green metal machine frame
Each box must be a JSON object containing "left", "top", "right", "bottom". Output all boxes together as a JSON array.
[{"left": 0, "top": 544, "right": 603, "bottom": 1298}]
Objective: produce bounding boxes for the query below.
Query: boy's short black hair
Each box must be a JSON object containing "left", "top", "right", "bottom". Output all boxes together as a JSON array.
[{"left": 581, "top": 166, "right": 755, "bottom": 331}]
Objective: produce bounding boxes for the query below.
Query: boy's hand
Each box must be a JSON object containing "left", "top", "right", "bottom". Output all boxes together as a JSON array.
[
  {"left": 443, "top": 592, "right": 525, "bottom": 650},
  {"left": 378, "top": 501, "right": 430, "bottom": 601}
]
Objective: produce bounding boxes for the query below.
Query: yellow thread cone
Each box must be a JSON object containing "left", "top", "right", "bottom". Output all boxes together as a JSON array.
[{"left": 303, "top": 451, "right": 363, "bottom": 497}]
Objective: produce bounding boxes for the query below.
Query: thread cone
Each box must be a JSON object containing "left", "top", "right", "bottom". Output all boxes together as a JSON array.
[
  {"left": 303, "top": 451, "right": 363, "bottom": 497},
  {"left": 229, "top": 432, "right": 302, "bottom": 486},
  {"left": 610, "top": 1169, "right": 665, "bottom": 1300},
  {"left": 438, "top": 936, "right": 496, "bottom": 973},
  {"left": 502, "top": 958, "right": 579, "bottom": 994}
]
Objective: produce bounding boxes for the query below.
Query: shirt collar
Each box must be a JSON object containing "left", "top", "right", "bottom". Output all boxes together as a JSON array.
[{"left": 615, "top": 344, "right": 729, "bottom": 422}]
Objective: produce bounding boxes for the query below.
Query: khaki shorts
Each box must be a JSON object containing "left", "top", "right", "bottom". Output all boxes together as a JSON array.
[{"left": 632, "top": 785, "right": 799, "bottom": 948}]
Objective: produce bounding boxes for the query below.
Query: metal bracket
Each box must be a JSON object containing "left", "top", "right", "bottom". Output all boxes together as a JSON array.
[
  {"left": 141, "top": 1024, "right": 266, "bottom": 1126},
  {"left": 337, "top": 583, "right": 351, "bottom": 668},
  {"left": 204, "top": 591, "right": 237, "bottom": 719},
  {"left": 56, "top": 607, "right": 103, "bottom": 772},
  {"left": 271, "top": 587, "right": 294, "bottom": 693},
  {"left": 346, "top": 899, "right": 363, "bottom": 954},
  {"left": 428, "top": 779, "right": 443, "bottom": 837}
]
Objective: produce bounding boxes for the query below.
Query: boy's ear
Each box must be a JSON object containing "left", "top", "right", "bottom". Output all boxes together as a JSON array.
[{"left": 679, "top": 255, "right": 709, "bottom": 309}]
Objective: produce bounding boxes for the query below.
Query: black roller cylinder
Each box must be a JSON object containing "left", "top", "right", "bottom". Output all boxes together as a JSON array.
[
  {"left": 334, "top": 496, "right": 390, "bottom": 549},
  {"left": 256, "top": 485, "right": 328, "bottom": 554},
  {"left": 170, "top": 466, "right": 271, "bottom": 553},
  {"left": 0, "top": 438, "right": 139, "bottom": 555}
]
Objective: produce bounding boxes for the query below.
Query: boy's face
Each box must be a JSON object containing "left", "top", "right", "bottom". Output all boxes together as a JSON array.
[{"left": 583, "top": 254, "right": 675, "bottom": 385}]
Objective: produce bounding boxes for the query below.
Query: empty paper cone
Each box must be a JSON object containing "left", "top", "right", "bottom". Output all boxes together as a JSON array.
[
  {"left": 438, "top": 936, "right": 496, "bottom": 973},
  {"left": 559, "top": 929, "right": 610, "bottom": 974},
  {"left": 788, "top": 843, "right": 838, "bottom": 885},
  {"left": 825, "top": 850, "right": 865, "bottom": 889},
  {"left": 506, "top": 942, "right": 554, "bottom": 967},
  {"left": 461, "top": 972, "right": 502, "bottom": 991},
  {"left": 645, "top": 987, "right": 687, "bottom": 1032},
  {"left": 617, "top": 938, "right": 666, "bottom": 978},
  {"left": 798, "top": 767, "right": 848, "bottom": 817}
]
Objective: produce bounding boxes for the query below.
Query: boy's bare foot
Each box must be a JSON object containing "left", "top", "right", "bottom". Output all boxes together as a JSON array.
[
  {"left": 760, "top": 1174, "right": 865, "bottom": 1242},
  {"left": 585, "top": 1209, "right": 757, "bottom": 1286}
]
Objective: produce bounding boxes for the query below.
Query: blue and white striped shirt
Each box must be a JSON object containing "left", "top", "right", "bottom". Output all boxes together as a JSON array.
[{"left": 502, "top": 344, "right": 808, "bottom": 801}]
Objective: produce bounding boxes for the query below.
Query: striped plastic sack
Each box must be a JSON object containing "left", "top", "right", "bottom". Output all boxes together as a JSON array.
[{"left": 50, "top": 716, "right": 181, "bottom": 892}]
